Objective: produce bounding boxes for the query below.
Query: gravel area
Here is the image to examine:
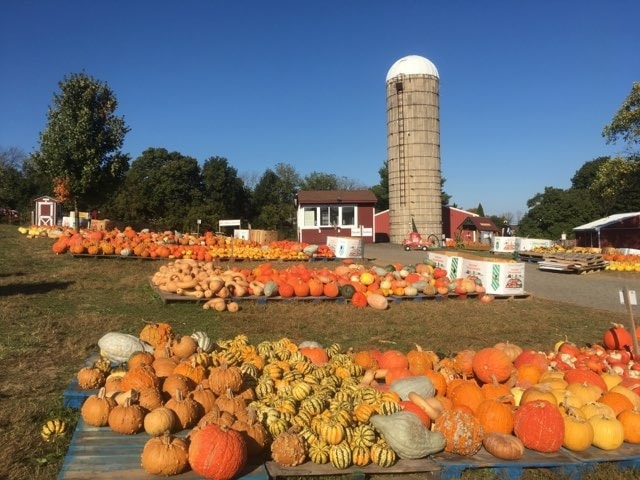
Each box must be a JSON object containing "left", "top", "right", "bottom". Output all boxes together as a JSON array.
[{"left": 359, "top": 243, "right": 640, "bottom": 314}]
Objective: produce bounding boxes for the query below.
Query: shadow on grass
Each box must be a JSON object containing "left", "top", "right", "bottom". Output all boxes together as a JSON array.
[
  {"left": 0, "top": 272, "right": 27, "bottom": 278},
  {"left": 0, "top": 280, "right": 74, "bottom": 296}
]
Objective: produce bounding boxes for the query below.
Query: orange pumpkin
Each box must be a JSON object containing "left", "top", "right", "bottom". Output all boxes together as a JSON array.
[
  {"left": 472, "top": 347, "right": 513, "bottom": 384},
  {"left": 350, "top": 291, "right": 368, "bottom": 308},
  {"left": 299, "top": 347, "right": 329, "bottom": 366},
  {"left": 434, "top": 409, "right": 484, "bottom": 456},
  {"left": 406, "top": 345, "right": 434, "bottom": 375},
  {"left": 476, "top": 398, "right": 514, "bottom": 434}
]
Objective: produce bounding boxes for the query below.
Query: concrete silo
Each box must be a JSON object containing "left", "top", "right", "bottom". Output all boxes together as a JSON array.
[{"left": 386, "top": 55, "right": 442, "bottom": 244}]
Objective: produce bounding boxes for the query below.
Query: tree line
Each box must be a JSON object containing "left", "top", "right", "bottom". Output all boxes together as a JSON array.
[{"left": 1, "top": 73, "right": 638, "bottom": 241}]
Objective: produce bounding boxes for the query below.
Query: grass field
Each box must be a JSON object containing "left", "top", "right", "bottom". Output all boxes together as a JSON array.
[{"left": 0, "top": 223, "right": 637, "bottom": 480}]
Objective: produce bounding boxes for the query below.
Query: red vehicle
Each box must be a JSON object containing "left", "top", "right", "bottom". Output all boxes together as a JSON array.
[{"left": 402, "top": 231, "right": 441, "bottom": 251}]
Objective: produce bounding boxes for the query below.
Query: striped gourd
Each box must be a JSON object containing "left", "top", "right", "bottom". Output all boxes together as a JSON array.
[
  {"left": 254, "top": 378, "right": 275, "bottom": 398},
  {"left": 288, "top": 350, "right": 306, "bottom": 363},
  {"left": 350, "top": 424, "right": 377, "bottom": 448},
  {"left": 263, "top": 363, "right": 284, "bottom": 380},
  {"left": 268, "top": 417, "right": 289, "bottom": 437},
  {"left": 370, "top": 440, "right": 397, "bottom": 467},
  {"left": 240, "top": 362, "right": 259, "bottom": 378},
  {"left": 332, "top": 389, "right": 353, "bottom": 404},
  {"left": 300, "top": 396, "right": 326, "bottom": 416},
  {"left": 359, "top": 387, "right": 381, "bottom": 405},
  {"left": 291, "top": 410, "right": 314, "bottom": 428},
  {"left": 380, "top": 390, "right": 401, "bottom": 403},
  {"left": 299, "top": 426, "right": 319, "bottom": 445},
  {"left": 351, "top": 445, "right": 371, "bottom": 467},
  {"left": 326, "top": 343, "right": 343, "bottom": 358},
  {"left": 320, "top": 419, "right": 346, "bottom": 445},
  {"left": 378, "top": 400, "right": 402, "bottom": 415},
  {"left": 329, "top": 441, "right": 352, "bottom": 469},
  {"left": 353, "top": 403, "right": 377, "bottom": 424},
  {"left": 218, "top": 349, "right": 242, "bottom": 365},
  {"left": 347, "top": 362, "right": 364, "bottom": 377},
  {"left": 282, "top": 369, "right": 300, "bottom": 383},
  {"left": 294, "top": 360, "right": 314, "bottom": 376},
  {"left": 291, "top": 381, "right": 312, "bottom": 401},
  {"left": 308, "top": 440, "right": 331, "bottom": 464},
  {"left": 331, "top": 408, "right": 353, "bottom": 428}
]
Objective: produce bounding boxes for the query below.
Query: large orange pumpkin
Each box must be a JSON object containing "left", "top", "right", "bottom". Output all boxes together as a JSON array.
[
  {"left": 513, "top": 400, "right": 564, "bottom": 452},
  {"left": 188, "top": 424, "right": 247, "bottom": 480}
]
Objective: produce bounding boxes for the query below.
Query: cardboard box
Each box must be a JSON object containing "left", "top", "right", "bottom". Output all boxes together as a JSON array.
[
  {"left": 326, "top": 236, "right": 363, "bottom": 259},
  {"left": 91, "top": 219, "right": 112, "bottom": 231},
  {"left": 249, "top": 229, "right": 278, "bottom": 244},
  {"left": 461, "top": 258, "right": 525, "bottom": 295},
  {"left": 492, "top": 236, "right": 554, "bottom": 253},
  {"left": 426, "top": 252, "right": 464, "bottom": 279}
]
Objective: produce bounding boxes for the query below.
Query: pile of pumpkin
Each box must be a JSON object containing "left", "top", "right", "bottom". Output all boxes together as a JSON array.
[
  {"left": 150, "top": 258, "right": 493, "bottom": 311},
  {"left": 49, "top": 226, "right": 322, "bottom": 261},
  {"left": 71, "top": 321, "right": 640, "bottom": 478}
]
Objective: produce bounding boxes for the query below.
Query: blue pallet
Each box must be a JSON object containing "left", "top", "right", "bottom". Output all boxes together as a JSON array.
[
  {"left": 63, "top": 379, "right": 95, "bottom": 410},
  {"left": 57, "top": 419, "right": 269, "bottom": 480}
]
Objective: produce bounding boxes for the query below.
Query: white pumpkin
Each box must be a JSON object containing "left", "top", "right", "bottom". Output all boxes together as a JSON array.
[{"left": 98, "top": 332, "right": 153, "bottom": 364}]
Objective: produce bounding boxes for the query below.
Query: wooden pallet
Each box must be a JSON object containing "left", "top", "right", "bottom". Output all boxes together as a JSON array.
[{"left": 537, "top": 252, "right": 609, "bottom": 273}]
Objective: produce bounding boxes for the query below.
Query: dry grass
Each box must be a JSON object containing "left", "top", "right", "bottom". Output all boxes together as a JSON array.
[{"left": 0, "top": 224, "right": 637, "bottom": 480}]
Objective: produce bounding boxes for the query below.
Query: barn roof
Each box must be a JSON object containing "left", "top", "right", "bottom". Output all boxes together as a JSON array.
[
  {"left": 461, "top": 216, "right": 499, "bottom": 232},
  {"left": 573, "top": 212, "right": 640, "bottom": 231},
  {"left": 296, "top": 190, "right": 377, "bottom": 205}
]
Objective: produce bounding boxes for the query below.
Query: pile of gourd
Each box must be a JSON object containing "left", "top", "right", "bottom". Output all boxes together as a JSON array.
[
  {"left": 150, "top": 258, "right": 491, "bottom": 311},
  {"left": 74, "top": 322, "right": 640, "bottom": 477}
]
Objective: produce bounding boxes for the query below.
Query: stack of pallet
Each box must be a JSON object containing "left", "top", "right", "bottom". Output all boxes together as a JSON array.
[{"left": 538, "top": 252, "right": 609, "bottom": 273}]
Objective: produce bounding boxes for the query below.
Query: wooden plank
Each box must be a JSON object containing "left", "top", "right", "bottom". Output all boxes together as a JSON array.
[
  {"left": 266, "top": 458, "right": 441, "bottom": 477},
  {"left": 57, "top": 419, "right": 269, "bottom": 480}
]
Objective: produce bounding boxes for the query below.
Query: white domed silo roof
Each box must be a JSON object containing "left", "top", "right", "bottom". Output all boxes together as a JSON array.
[{"left": 386, "top": 55, "right": 439, "bottom": 82}]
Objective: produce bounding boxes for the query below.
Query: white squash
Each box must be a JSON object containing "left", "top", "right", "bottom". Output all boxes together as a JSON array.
[
  {"left": 98, "top": 332, "right": 153, "bottom": 364},
  {"left": 390, "top": 376, "right": 435, "bottom": 400},
  {"left": 370, "top": 412, "right": 446, "bottom": 459}
]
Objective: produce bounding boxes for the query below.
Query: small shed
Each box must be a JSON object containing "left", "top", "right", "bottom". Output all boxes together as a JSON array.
[
  {"left": 458, "top": 216, "right": 500, "bottom": 245},
  {"left": 443, "top": 206, "right": 478, "bottom": 240},
  {"left": 33, "top": 196, "right": 58, "bottom": 226},
  {"left": 295, "top": 190, "right": 377, "bottom": 245},
  {"left": 573, "top": 212, "right": 640, "bottom": 250}
]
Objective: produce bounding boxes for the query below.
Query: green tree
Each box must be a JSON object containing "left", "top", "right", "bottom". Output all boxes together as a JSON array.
[
  {"left": 518, "top": 187, "right": 598, "bottom": 239},
  {"left": 475, "top": 203, "right": 485, "bottom": 216},
  {"left": 107, "top": 148, "right": 200, "bottom": 230},
  {"left": 589, "top": 156, "right": 640, "bottom": 215},
  {"left": 603, "top": 82, "right": 640, "bottom": 152},
  {"left": 0, "top": 147, "right": 26, "bottom": 210},
  {"left": 32, "top": 72, "right": 129, "bottom": 224},
  {"left": 201, "top": 156, "right": 250, "bottom": 227},
  {"left": 570, "top": 157, "right": 610, "bottom": 190},
  {"left": 299, "top": 172, "right": 339, "bottom": 191},
  {"left": 371, "top": 161, "right": 389, "bottom": 211},
  {"left": 250, "top": 163, "right": 299, "bottom": 237}
]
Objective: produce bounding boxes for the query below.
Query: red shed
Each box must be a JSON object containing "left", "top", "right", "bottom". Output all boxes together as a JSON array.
[
  {"left": 295, "top": 190, "right": 377, "bottom": 244},
  {"left": 573, "top": 212, "right": 640, "bottom": 250}
]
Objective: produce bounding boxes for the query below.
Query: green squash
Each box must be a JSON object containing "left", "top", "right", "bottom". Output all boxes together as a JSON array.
[{"left": 340, "top": 284, "right": 356, "bottom": 300}]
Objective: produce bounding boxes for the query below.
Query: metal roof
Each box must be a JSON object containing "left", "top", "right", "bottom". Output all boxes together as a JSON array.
[
  {"left": 296, "top": 190, "right": 377, "bottom": 205},
  {"left": 573, "top": 212, "right": 640, "bottom": 231},
  {"left": 386, "top": 55, "right": 439, "bottom": 82}
]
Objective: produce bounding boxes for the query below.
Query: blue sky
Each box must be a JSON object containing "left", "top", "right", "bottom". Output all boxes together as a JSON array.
[{"left": 1, "top": 1, "right": 638, "bottom": 218}]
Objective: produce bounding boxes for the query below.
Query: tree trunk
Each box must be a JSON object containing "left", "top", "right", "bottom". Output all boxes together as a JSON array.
[{"left": 73, "top": 198, "right": 79, "bottom": 232}]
